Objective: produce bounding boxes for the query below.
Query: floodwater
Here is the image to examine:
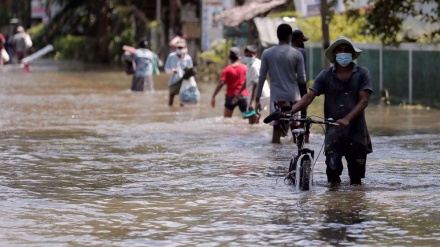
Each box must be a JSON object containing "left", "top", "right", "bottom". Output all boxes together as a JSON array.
[{"left": 0, "top": 60, "right": 439, "bottom": 246}]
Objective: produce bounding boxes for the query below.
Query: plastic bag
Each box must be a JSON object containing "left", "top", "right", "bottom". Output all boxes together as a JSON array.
[
  {"left": 179, "top": 76, "right": 200, "bottom": 104},
  {"left": 1, "top": 48, "right": 9, "bottom": 62},
  {"left": 24, "top": 34, "right": 32, "bottom": 49}
]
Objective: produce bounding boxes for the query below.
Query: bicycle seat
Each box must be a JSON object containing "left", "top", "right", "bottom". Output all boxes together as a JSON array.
[{"left": 292, "top": 129, "right": 305, "bottom": 135}]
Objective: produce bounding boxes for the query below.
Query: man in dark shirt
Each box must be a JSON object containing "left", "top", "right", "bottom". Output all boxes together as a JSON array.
[
  {"left": 289, "top": 36, "right": 373, "bottom": 186},
  {"left": 291, "top": 29, "right": 309, "bottom": 119}
]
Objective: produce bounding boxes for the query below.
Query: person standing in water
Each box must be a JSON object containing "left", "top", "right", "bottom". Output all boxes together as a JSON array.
[
  {"left": 164, "top": 40, "right": 193, "bottom": 106},
  {"left": 288, "top": 36, "right": 373, "bottom": 186}
]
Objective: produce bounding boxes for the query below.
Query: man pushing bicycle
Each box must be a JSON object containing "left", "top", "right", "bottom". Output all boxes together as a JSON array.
[{"left": 288, "top": 36, "right": 373, "bottom": 186}]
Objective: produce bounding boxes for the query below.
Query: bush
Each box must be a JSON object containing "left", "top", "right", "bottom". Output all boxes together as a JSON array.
[
  {"left": 53, "top": 35, "right": 96, "bottom": 62},
  {"left": 110, "top": 28, "right": 135, "bottom": 63},
  {"left": 196, "top": 39, "right": 235, "bottom": 83},
  {"left": 26, "top": 23, "right": 46, "bottom": 51}
]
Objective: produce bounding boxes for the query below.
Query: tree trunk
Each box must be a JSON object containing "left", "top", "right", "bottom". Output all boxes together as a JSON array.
[
  {"left": 320, "top": 0, "right": 330, "bottom": 69},
  {"left": 94, "top": 2, "right": 111, "bottom": 63}
]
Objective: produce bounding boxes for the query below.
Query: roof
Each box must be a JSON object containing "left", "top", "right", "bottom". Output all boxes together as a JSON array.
[
  {"left": 213, "top": 0, "right": 287, "bottom": 27},
  {"left": 254, "top": 17, "right": 292, "bottom": 47}
]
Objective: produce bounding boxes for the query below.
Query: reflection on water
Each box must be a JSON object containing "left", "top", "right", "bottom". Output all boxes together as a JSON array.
[{"left": 0, "top": 60, "right": 439, "bottom": 246}]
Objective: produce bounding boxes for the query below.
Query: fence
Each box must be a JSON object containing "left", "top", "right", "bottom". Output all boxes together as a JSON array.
[{"left": 306, "top": 42, "right": 440, "bottom": 107}]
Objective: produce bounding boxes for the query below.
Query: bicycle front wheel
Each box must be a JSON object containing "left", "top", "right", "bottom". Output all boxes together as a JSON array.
[{"left": 300, "top": 159, "right": 312, "bottom": 191}]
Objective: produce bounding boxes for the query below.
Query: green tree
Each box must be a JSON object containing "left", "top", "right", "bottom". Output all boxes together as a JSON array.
[
  {"left": 346, "top": 0, "right": 440, "bottom": 45},
  {"left": 41, "top": 0, "right": 152, "bottom": 63},
  {"left": 0, "top": 0, "right": 31, "bottom": 29}
]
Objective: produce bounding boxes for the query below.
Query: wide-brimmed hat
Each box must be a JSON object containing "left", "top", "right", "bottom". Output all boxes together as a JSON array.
[{"left": 324, "top": 36, "right": 362, "bottom": 63}]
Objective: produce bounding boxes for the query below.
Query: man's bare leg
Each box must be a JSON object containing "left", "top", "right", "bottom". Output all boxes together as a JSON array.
[
  {"left": 272, "top": 125, "right": 282, "bottom": 143},
  {"left": 224, "top": 108, "right": 233, "bottom": 118},
  {"left": 168, "top": 94, "right": 174, "bottom": 106},
  {"left": 248, "top": 115, "right": 258, "bottom": 124}
]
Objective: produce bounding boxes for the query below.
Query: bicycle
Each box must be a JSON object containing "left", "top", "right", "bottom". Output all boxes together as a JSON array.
[{"left": 263, "top": 109, "right": 338, "bottom": 191}]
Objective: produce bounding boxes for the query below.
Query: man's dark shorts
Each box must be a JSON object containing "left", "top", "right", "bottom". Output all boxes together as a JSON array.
[{"left": 224, "top": 95, "right": 248, "bottom": 112}]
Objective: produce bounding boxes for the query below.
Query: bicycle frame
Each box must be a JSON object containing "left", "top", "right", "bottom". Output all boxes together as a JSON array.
[{"left": 264, "top": 111, "right": 337, "bottom": 191}]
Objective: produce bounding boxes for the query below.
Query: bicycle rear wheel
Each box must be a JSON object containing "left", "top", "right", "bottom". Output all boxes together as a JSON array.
[{"left": 300, "top": 158, "right": 312, "bottom": 190}]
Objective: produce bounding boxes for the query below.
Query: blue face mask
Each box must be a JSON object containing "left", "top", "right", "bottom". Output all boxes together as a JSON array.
[
  {"left": 335, "top": 53, "right": 352, "bottom": 67},
  {"left": 176, "top": 48, "right": 184, "bottom": 55},
  {"left": 242, "top": 56, "right": 254, "bottom": 65}
]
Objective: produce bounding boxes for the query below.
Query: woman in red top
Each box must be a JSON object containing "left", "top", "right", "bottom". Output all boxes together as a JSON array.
[{"left": 211, "top": 47, "right": 249, "bottom": 118}]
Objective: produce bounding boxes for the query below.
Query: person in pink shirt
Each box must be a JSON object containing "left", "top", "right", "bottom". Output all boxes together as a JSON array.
[{"left": 211, "top": 47, "right": 249, "bottom": 118}]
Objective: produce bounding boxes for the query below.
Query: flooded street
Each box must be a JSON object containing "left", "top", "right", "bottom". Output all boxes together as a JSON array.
[{"left": 1, "top": 61, "right": 439, "bottom": 246}]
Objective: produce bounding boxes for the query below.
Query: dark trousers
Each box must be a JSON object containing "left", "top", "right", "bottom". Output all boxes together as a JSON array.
[{"left": 325, "top": 151, "right": 367, "bottom": 182}]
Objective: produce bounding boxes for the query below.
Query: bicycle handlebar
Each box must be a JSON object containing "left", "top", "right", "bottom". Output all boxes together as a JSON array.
[
  {"left": 292, "top": 116, "right": 339, "bottom": 126},
  {"left": 263, "top": 111, "right": 338, "bottom": 126}
]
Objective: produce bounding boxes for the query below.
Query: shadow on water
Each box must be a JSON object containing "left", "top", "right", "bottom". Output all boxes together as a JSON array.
[{"left": 0, "top": 60, "right": 439, "bottom": 246}]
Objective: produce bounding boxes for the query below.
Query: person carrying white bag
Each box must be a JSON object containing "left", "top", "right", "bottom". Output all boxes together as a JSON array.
[{"left": 12, "top": 26, "right": 32, "bottom": 64}]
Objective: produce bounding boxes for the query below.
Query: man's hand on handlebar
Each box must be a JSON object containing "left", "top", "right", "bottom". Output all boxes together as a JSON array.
[{"left": 335, "top": 118, "right": 348, "bottom": 128}]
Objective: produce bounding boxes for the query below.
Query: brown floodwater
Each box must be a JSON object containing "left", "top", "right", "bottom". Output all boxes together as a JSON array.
[{"left": 0, "top": 60, "right": 439, "bottom": 246}]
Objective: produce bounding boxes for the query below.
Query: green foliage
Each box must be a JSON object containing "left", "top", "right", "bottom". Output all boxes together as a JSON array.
[
  {"left": 322, "top": 11, "right": 378, "bottom": 42},
  {"left": 346, "top": 0, "right": 439, "bottom": 45},
  {"left": 25, "top": 23, "right": 45, "bottom": 49},
  {"left": 268, "top": 10, "right": 379, "bottom": 43},
  {"left": 53, "top": 35, "right": 96, "bottom": 62},
  {"left": 44, "top": 0, "right": 144, "bottom": 63},
  {"left": 270, "top": 0, "right": 439, "bottom": 45},
  {"left": 27, "top": 23, "right": 45, "bottom": 37},
  {"left": 197, "top": 39, "right": 235, "bottom": 82},
  {"left": 147, "top": 21, "right": 158, "bottom": 29},
  {"left": 110, "top": 27, "right": 136, "bottom": 63},
  {"left": 199, "top": 39, "right": 234, "bottom": 64}
]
